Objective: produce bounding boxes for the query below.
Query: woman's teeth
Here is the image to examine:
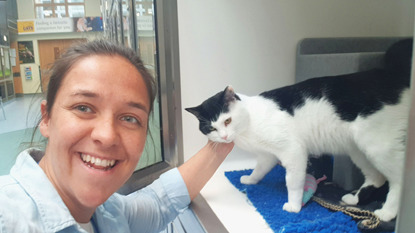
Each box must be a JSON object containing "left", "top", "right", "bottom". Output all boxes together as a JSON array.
[{"left": 81, "top": 153, "right": 116, "bottom": 169}]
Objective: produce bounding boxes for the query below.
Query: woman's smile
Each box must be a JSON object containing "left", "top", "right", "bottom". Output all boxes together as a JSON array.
[{"left": 80, "top": 153, "right": 117, "bottom": 171}]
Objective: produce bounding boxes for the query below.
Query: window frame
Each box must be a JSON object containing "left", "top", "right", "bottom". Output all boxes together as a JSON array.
[
  {"left": 102, "top": 0, "right": 183, "bottom": 194},
  {"left": 34, "top": 0, "right": 85, "bottom": 18}
]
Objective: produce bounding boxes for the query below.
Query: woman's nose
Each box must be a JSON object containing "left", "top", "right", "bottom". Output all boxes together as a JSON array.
[{"left": 91, "top": 116, "right": 120, "bottom": 147}]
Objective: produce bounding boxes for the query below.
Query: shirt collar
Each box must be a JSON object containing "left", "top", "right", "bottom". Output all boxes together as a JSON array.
[{"left": 10, "top": 149, "right": 78, "bottom": 232}]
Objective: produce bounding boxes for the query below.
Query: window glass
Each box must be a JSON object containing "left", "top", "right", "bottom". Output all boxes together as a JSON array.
[
  {"left": 54, "top": 5, "right": 67, "bottom": 18},
  {"left": 35, "top": 0, "right": 52, "bottom": 3},
  {"left": 68, "top": 5, "right": 85, "bottom": 17},
  {"left": 34, "top": 0, "right": 85, "bottom": 18},
  {"left": 103, "top": 0, "right": 161, "bottom": 172},
  {"left": 35, "top": 6, "right": 53, "bottom": 18}
]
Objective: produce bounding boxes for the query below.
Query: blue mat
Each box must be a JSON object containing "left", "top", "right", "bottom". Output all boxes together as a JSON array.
[{"left": 225, "top": 166, "right": 360, "bottom": 233}]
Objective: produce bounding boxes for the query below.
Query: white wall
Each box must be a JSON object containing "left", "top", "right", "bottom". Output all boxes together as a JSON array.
[{"left": 178, "top": 0, "right": 414, "bottom": 160}]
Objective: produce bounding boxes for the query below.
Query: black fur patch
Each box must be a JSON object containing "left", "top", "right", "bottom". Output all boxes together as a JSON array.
[
  {"left": 185, "top": 90, "right": 230, "bottom": 135},
  {"left": 261, "top": 39, "right": 412, "bottom": 121},
  {"left": 186, "top": 87, "right": 240, "bottom": 135},
  {"left": 357, "top": 183, "right": 389, "bottom": 206}
]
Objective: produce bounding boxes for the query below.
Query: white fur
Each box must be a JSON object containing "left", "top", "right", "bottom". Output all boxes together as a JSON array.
[{"left": 207, "top": 90, "right": 410, "bottom": 221}]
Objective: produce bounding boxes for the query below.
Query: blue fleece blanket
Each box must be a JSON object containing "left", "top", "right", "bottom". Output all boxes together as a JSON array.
[{"left": 225, "top": 166, "right": 360, "bottom": 233}]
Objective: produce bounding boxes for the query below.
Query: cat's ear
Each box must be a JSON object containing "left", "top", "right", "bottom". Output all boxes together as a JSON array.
[
  {"left": 223, "top": 85, "right": 241, "bottom": 105},
  {"left": 185, "top": 106, "right": 202, "bottom": 119}
]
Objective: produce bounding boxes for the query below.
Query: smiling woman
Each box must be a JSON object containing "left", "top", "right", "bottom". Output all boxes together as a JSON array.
[
  {"left": 38, "top": 53, "right": 152, "bottom": 221},
  {"left": 0, "top": 40, "right": 234, "bottom": 232}
]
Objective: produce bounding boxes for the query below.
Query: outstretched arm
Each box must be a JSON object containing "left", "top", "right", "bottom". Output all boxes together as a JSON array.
[{"left": 178, "top": 141, "right": 234, "bottom": 200}]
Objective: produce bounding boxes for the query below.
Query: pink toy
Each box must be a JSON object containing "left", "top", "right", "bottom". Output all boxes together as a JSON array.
[{"left": 302, "top": 174, "right": 327, "bottom": 206}]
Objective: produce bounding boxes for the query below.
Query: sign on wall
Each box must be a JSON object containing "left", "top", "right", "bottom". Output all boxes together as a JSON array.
[{"left": 17, "top": 17, "right": 103, "bottom": 34}]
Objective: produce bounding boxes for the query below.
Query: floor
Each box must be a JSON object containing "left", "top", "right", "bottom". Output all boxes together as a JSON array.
[
  {"left": 0, "top": 95, "right": 44, "bottom": 175},
  {"left": 0, "top": 94, "right": 43, "bottom": 134}
]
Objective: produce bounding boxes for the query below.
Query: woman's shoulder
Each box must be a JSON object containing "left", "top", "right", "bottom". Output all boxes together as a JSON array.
[{"left": 0, "top": 175, "right": 46, "bottom": 232}]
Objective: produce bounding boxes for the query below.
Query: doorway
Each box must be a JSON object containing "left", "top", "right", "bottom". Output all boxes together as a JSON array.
[{"left": 38, "top": 39, "right": 86, "bottom": 92}]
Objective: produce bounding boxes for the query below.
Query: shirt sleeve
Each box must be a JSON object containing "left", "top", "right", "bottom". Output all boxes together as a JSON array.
[{"left": 123, "top": 167, "right": 191, "bottom": 233}]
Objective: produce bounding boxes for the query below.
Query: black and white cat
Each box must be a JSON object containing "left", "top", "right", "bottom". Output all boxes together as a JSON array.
[{"left": 186, "top": 39, "right": 412, "bottom": 222}]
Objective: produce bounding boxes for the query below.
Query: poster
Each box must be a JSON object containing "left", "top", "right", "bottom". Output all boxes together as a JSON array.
[
  {"left": 18, "top": 41, "right": 35, "bottom": 64},
  {"left": 17, "top": 17, "right": 103, "bottom": 34},
  {"left": 24, "top": 67, "right": 32, "bottom": 80}
]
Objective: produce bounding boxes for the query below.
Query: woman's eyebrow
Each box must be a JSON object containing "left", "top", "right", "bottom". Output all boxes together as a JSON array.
[
  {"left": 128, "top": 101, "right": 149, "bottom": 114},
  {"left": 69, "top": 90, "right": 148, "bottom": 113},
  {"left": 70, "top": 90, "right": 98, "bottom": 98}
]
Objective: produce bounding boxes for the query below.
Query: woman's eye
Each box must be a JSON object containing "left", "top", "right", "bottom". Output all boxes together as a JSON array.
[
  {"left": 121, "top": 116, "right": 140, "bottom": 125},
  {"left": 224, "top": 118, "right": 232, "bottom": 126},
  {"left": 76, "top": 105, "right": 92, "bottom": 113}
]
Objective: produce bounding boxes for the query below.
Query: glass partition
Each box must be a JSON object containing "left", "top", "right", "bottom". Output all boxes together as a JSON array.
[{"left": 102, "top": 0, "right": 183, "bottom": 193}]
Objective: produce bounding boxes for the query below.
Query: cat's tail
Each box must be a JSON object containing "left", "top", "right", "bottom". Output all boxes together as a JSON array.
[{"left": 384, "top": 38, "right": 413, "bottom": 79}]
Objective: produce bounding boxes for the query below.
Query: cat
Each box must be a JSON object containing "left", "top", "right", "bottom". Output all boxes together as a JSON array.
[{"left": 186, "top": 38, "right": 412, "bottom": 222}]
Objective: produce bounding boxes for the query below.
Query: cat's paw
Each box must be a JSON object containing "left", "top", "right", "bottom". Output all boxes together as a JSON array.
[
  {"left": 240, "top": 175, "right": 258, "bottom": 185},
  {"left": 282, "top": 202, "right": 301, "bottom": 213},
  {"left": 341, "top": 193, "right": 359, "bottom": 205},
  {"left": 374, "top": 209, "right": 396, "bottom": 222}
]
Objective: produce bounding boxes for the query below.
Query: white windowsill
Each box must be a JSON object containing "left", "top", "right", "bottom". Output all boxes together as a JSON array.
[{"left": 200, "top": 147, "right": 273, "bottom": 233}]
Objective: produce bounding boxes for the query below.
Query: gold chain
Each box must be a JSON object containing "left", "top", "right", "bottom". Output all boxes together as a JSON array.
[{"left": 312, "top": 196, "right": 381, "bottom": 229}]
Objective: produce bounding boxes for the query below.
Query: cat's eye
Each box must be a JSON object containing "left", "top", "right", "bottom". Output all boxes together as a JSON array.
[
  {"left": 209, "top": 126, "right": 216, "bottom": 132},
  {"left": 224, "top": 118, "right": 232, "bottom": 126}
]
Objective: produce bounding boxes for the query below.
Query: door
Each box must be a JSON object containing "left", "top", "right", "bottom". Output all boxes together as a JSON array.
[{"left": 38, "top": 39, "right": 86, "bottom": 92}]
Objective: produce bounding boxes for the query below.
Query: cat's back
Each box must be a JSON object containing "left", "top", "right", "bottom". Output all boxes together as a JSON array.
[{"left": 259, "top": 38, "right": 412, "bottom": 122}]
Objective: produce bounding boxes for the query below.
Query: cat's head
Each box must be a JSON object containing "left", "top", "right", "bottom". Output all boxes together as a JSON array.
[{"left": 186, "top": 86, "right": 246, "bottom": 143}]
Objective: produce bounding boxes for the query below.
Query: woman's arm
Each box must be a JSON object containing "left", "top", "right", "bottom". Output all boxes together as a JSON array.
[{"left": 178, "top": 141, "right": 234, "bottom": 200}]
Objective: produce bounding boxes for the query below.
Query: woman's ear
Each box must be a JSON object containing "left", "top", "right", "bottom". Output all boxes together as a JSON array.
[{"left": 39, "top": 100, "right": 50, "bottom": 138}]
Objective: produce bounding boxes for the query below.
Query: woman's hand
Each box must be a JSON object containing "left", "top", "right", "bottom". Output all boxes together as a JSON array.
[
  {"left": 207, "top": 140, "right": 235, "bottom": 159},
  {"left": 178, "top": 141, "right": 234, "bottom": 200}
]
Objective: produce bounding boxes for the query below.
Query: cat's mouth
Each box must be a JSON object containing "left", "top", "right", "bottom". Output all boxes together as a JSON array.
[{"left": 80, "top": 153, "right": 117, "bottom": 171}]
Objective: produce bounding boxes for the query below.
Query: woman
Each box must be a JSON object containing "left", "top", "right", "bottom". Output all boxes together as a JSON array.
[{"left": 0, "top": 40, "right": 234, "bottom": 233}]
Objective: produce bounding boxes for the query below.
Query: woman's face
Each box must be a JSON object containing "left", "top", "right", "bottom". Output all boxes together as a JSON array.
[{"left": 39, "top": 55, "right": 150, "bottom": 212}]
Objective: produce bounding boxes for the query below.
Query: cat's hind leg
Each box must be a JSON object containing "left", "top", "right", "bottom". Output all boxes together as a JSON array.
[
  {"left": 240, "top": 153, "right": 279, "bottom": 185},
  {"left": 341, "top": 149, "right": 386, "bottom": 206},
  {"left": 367, "top": 147, "right": 404, "bottom": 222}
]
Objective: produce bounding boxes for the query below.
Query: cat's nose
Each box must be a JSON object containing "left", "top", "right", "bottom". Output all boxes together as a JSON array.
[{"left": 222, "top": 135, "right": 228, "bottom": 140}]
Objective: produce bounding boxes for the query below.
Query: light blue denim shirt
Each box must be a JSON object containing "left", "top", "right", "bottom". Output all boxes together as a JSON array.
[{"left": 0, "top": 149, "right": 191, "bottom": 233}]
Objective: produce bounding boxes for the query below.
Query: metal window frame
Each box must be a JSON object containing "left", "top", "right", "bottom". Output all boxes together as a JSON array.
[{"left": 116, "top": 0, "right": 184, "bottom": 194}]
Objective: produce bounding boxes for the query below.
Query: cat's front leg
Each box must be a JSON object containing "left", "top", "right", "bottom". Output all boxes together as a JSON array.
[
  {"left": 240, "top": 153, "right": 279, "bottom": 185},
  {"left": 281, "top": 155, "right": 307, "bottom": 213}
]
